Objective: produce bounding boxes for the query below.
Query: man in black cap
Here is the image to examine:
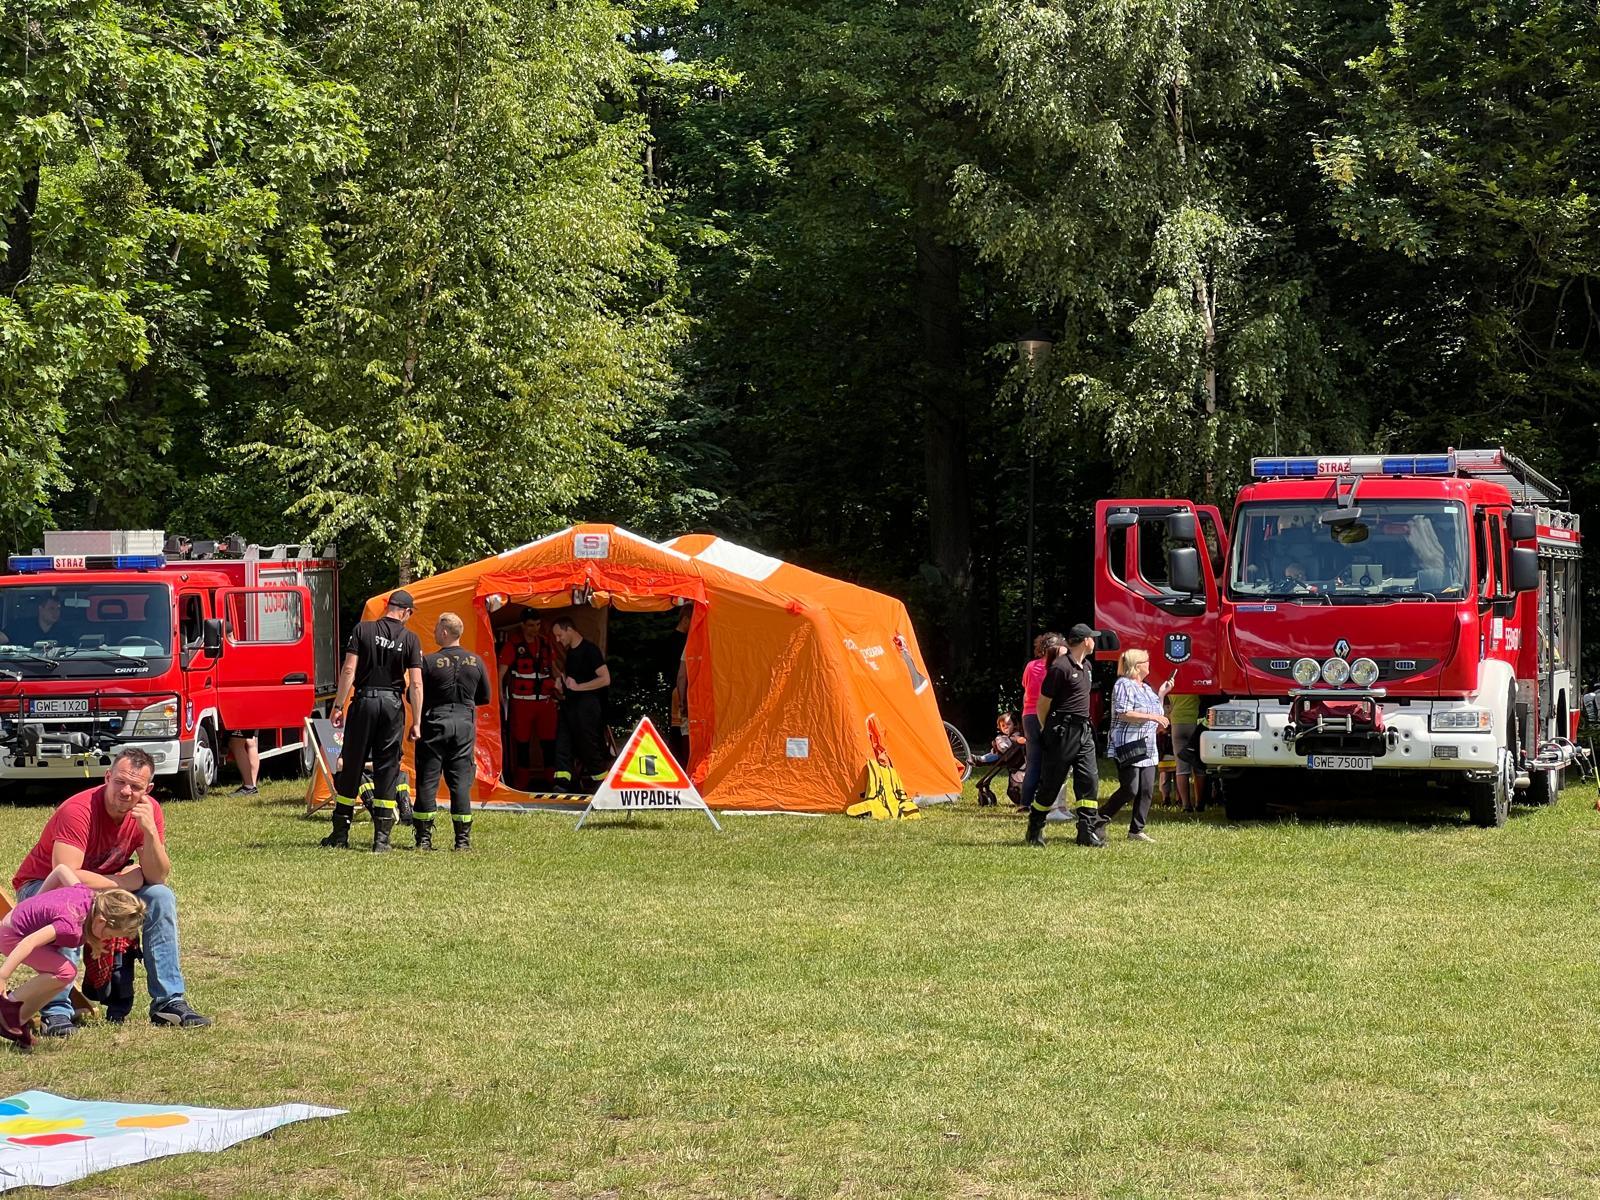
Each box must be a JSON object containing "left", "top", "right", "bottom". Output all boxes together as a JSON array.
[
  {"left": 323, "top": 589, "right": 423, "bottom": 852},
  {"left": 412, "top": 611, "right": 491, "bottom": 851},
  {"left": 1027, "top": 622, "right": 1105, "bottom": 848}
]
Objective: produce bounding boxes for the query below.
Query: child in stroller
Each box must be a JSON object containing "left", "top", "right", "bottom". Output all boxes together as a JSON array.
[{"left": 973, "top": 711, "right": 1027, "bottom": 807}]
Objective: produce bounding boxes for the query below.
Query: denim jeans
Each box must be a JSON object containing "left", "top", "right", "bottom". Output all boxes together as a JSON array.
[
  {"left": 1021, "top": 714, "right": 1044, "bottom": 808},
  {"left": 16, "top": 878, "right": 188, "bottom": 1022}
]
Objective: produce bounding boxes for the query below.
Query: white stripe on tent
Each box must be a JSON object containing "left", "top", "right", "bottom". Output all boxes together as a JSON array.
[
  {"left": 694, "top": 537, "right": 784, "bottom": 582},
  {"left": 496, "top": 527, "right": 573, "bottom": 559},
  {"left": 614, "top": 526, "right": 692, "bottom": 561}
]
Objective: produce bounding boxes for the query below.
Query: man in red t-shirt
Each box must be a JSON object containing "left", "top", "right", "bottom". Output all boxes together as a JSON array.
[{"left": 11, "top": 746, "right": 211, "bottom": 1036}]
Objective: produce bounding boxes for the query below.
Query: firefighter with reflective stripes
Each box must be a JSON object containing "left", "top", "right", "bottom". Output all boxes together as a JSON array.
[
  {"left": 413, "top": 612, "right": 491, "bottom": 850},
  {"left": 497, "top": 613, "right": 556, "bottom": 790},
  {"left": 322, "top": 590, "right": 423, "bottom": 853},
  {"left": 1027, "top": 623, "right": 1105, "bottom": 848}
]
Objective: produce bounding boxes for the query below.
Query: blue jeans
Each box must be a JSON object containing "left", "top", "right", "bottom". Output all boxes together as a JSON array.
[
  {"left": 1021, "top": 714, "right": 1043, "bottom": 808},
  {"left": 16, "top": 878, "right": 188, "bottom": 1023}
]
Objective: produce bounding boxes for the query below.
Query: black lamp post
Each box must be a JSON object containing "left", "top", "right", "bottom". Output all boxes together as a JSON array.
[{"left": 1016, "top": 331, "right": 1054, "bottom": 659}]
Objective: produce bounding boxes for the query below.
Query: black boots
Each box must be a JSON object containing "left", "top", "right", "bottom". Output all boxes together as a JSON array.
[
  {"left": 320, "top": 802, "right": 354, "bottom": 849},
  {"left": 1024, "top": 807, "right": 1048, "bottom": 848},
  {"left": 413, "top": 817, "right": 435, "bottom": 851},
  {"left": 452, "top": 819, "right": 471, "bottom": 851},
  {"left": 372, "top": 809, "right": 396, "bottom": 853},
  {"left": 1075, "top": 808, "right": 1108, "bottom": 847}
]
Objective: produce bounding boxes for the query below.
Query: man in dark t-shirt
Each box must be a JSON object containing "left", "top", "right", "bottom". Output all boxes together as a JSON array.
[
  {"left": 1027, "top": 622, "right": 1104, "bottom": 848},
  {"left": 550, "top": 617, "right": 610, "bottom": 793},
  {"left": 324, "top": 589, "right": 423, "bottom": 852}
]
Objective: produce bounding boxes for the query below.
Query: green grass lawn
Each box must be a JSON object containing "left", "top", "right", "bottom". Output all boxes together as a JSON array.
[{"left": 4, "top": 770, "right": 1600, "bottom": 1199}]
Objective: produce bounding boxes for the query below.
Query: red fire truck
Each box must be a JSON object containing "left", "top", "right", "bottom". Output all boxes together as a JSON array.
[
  {"left": 0, "top": 530, "right": 340, "bottom": 798},
  {"left": 1095, "top": 449, "right": 1583, "bottom": 826}
]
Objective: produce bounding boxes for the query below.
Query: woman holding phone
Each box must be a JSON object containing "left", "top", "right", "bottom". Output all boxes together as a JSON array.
[{"left": 1101, "top": 650, "right": 1172, "bottom": 841}]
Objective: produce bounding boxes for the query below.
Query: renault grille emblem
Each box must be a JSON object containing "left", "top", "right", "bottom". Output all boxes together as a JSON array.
[{"left": 1334, "top": 638, "right": 1351, "bottom": 658}]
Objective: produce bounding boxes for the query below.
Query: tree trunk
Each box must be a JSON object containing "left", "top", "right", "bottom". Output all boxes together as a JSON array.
[
  {"left": 913, "top": 176, "right": 976, "bottom": 711},
  {"left": 2, "top": 170, "right": 39, "bottom": 293}
]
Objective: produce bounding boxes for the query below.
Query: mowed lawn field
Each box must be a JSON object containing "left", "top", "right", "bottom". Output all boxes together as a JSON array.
[{"left": 4, "top": 770, "right": 1600, "bottom": 1199}]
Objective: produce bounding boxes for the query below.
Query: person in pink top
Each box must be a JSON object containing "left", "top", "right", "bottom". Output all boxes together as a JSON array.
[
  {"left": 1020, "top": 632, "right": 1064, "bottom": 811},
  {"left": 0, "top": 864, "right": 145, "bottom": 1048}
]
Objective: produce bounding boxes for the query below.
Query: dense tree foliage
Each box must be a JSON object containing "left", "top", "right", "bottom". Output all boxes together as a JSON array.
[{"left": 3, "top": 0, "right": 1596, "bottom": 705}]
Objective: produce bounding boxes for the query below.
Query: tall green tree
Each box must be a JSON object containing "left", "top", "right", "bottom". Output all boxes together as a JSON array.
[
  {"left": 256, "top": 0, "right": 681, "bottom": 584},
  {"left": 954, "top": 0, "right": 1349, "bottom": 504},
  {"left": 645, "top": 1, "right": 1044, "bottom": 711},
  {"left": 0, "top": 0, "right": 360, "bottom": 548},
  {"left": 1312, "top": 0, "right": 1600, "bottom": 488}
]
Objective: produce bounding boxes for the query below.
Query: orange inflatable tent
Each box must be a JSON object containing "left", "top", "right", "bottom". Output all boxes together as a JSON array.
[{"left": 326, "top": 524, "right": 960, "bottom": 814}]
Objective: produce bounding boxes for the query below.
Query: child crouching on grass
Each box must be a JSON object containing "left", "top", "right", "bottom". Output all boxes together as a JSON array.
[{"left": 0, "top": 864, "right": 145, "bottom": 1049}]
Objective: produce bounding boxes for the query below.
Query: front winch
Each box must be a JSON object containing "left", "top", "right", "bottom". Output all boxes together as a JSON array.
[{"left": 1287, "top": 689, "right": 1391, "bottom": 757}]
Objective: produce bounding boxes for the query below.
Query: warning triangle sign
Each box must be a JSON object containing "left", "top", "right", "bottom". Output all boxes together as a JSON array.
[
  {"left": 577, "top": 717, "right": 720, "bottom": 831},
  {"left": 604, "top": 718, "right": 691, "bottom": 789}
]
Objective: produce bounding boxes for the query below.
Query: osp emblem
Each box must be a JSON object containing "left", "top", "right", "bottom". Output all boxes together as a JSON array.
[
  {"left": 1334, "top": 638, "right": 1351, "bottom": 658},
  {"left": 1164, "top": 633, "right": 1192, "bottom": 664}
]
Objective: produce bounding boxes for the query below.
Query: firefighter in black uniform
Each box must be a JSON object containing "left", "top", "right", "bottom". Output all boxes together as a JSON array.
[
  {"left": 323, "top": 589, "right": 423, "bottom": 853},
  {"left": 413, "top": 611, "right": 491, "bottom": 851},
  {"left": 550, "top": 616, "right": 610, "bottom": 792},
  {"left": 1027, "top": 623, "right": 1105, "bottom": 848}
]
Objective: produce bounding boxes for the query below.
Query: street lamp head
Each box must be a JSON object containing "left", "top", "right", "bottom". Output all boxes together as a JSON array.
[{"left": 1016, "top": 329, "right": 1055, "bottom": 373}]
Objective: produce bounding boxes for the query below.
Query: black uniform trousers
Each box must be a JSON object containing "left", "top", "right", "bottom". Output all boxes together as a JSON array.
[
  {"left": 1032, "top": 715, "right": 1100, "bottom": 812},
  {"left": 334, "top": 690, "right": 405, "bottom": 805},
  {"left": 415, "top": 704, "right": 476, "bottom": 818},
  {"left": 554, "top": 693, "right": 607, "bottom": 785}
]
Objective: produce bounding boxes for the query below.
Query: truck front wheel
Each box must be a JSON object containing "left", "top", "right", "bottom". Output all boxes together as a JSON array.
[
  {"left": 173, "top": 725, "right": 217, "bottom": 801},
  {"left": 1467, "top": 699, "right": 1517, "bottom": 828}
]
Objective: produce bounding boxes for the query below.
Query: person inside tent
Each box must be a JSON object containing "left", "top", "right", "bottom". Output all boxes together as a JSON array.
[
  {"left": 498, "top": 612, "right": 557, "bottom": 790},
  {"left": 551, "top": 617, "right": 610, "bottom": 793}
]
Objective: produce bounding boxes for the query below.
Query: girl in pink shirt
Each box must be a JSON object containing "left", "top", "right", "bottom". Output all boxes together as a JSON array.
[
  {"left": 0, "top": 864, "right": 145, "bottom": 1048},
  {"left": 1020, "top": 632, "right": 1065, "bottom": 811}
]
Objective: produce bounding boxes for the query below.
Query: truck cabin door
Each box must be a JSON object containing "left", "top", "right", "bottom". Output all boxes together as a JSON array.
[
  {"left": 214, "top": 586, "right": 316, "bottom": 731},
  {"left": 1094, "top": 499, "right": 1222, "bottom": 691}
]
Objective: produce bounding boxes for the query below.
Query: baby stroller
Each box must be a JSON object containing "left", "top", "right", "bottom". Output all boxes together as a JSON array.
[{"left": 973, "top": 733, "right": 1027, "bottom": 808}]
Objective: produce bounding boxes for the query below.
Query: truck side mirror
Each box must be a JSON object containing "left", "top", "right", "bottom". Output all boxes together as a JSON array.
[
  {"left": 1508, "top": 510, "right": 1537, "bottom": 542},
  {"left": 1165, "top": 511, "right": 1196, "bottom": 541},
  {"left": 1508, "top": 546, "right": 1539, "bottom": 594},
  {"left": 202, "top": 618, "right": 225, "bottom": 658},
  {"left": 1169, "top": 546, "right": 1203, "bottom": 596},
  {"left": 1105, "top": 511, "right": 1138, "bottom": 530}
]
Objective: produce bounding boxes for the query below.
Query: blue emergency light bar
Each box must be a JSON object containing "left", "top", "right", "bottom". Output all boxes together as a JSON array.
[
  {"left": 7, "top": 554, "right": 168, "bottom": 573},
  {"left": 1250, "top": 450, "right": 1503, "bottom": 480}
]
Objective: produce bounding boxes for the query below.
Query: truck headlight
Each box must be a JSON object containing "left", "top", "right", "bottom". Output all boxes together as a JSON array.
[
  {"left": 1292, "top": 658, "right": 1322, "bottom": 686},
  {"left": 1429, "top": 708, "right": 1492, "bottom": 732},
  {"left": 127, "top": 700, "right": 178, "bottom": 739},
  {"left": 1321, "top": 657, "right": 1351, "bottom": 686},
  {"left": 1349, "top": 658, "right": 1380, "bottom": 688},
  {"left": 1209, "top": 707, "right": 1258, "bottom": 731}
]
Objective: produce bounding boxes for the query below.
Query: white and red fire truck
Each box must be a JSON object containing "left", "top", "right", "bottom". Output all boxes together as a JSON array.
[
  {"left": 0, "top": 530, "right": 340, "bottom": 798},
  {"left": 1095, "top": 449, "right": 1583, "bottom": 826}
]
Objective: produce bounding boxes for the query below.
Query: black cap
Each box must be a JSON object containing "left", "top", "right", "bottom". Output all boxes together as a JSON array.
[
  {"left": 1067, "top": 622, "right": 1101, "bottom": 641},
  {"left": 388, "top": 589, "right": 416, "bottom": 609}
]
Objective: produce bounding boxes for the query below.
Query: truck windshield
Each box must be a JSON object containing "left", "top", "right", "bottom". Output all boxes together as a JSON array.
[
  {"left": 0, "top": 584, "right": 173, "bottom": 672},
  {"left": 1229, "top": 501, "right": 1467, "bottom": 599}
]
